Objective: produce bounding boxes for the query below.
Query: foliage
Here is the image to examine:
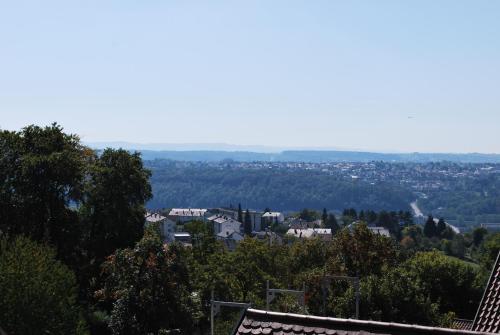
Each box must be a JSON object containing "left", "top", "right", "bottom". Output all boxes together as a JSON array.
[
  {"left": 80, "top": 148, "right": 152, "bottom": 265},
  {"left": 0, "top": 236, "right": 87, "bottom": 335},
  {"left": 96, "top": 224, "right": 199, "bottom": 335},
  {"left": 0, "top": 124, "right": 89, "bottom": 263},
  {"left": 146, "top": 160, "right": 414, "bottom": 211}
]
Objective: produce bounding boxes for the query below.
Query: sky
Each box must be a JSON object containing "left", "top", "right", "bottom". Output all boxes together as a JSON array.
[{"left": 1, "top": 1, "right": 499, "bottom": 153}]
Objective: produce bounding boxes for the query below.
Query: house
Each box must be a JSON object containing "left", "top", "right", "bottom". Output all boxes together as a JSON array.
[
  {"left": 286, "top": 228, "right": 332, "bottom": 241},
  {"left": 207, "top": 214, "right": 242, "bottom": 235},
  {"left": 168, "top": 208, "right": 209, "bottom": 223},
  {"left": 216, "top": 231, "right": 244, "bottom": 251},
  {"left": 253, "top": 230, "right": 283, "bottom": 245},
  {"left": 234, "top": 309, "right": 487, "bottom": 335},
  {"left": 211, "top": 207, "right": 263, "bottom": 232},
  {"left": 347, "top": 222, "right": 391, "bottom": 237},
  {"left": 145, "top": 212, "right": 176, "bottom": 242},
  {"left": 287, "top": 217, "right": 321, "bottom": 229},
  {"left": 368, "top": 226, "right": 391, "bottom": 237},
  {"left": 173, "top": 232, "right": 192, "bottom": 246},
  {"left": 262, "top": 211, "right": 285, "bottom": 225}
]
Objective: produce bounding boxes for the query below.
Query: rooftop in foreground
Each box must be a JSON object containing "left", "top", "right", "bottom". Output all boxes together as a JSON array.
[{"left": 234, "top": 309, "right": 491, "bottom": 335}]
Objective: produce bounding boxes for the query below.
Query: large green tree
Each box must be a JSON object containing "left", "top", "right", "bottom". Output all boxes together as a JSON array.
[
  {"left": 81, "top": 148, "right": 152, "bottom": 265},
  {"left": 0, "top": 124, "right": 88, "bottom": 261}
]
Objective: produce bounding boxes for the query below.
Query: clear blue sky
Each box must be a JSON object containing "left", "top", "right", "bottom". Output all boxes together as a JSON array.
[{"left": 1, "top": 1, "right": 499, "bottom": 153}]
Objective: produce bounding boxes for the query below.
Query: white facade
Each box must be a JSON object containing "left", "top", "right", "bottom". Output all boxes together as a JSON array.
[
  {"left": 208, "top": 215, "right": 242, "bottom": 235},
  {"left": 145, "top": 212, "right": 177, "bottom": 242},
  {"left": 262, "top": 212, "right": 285, "bottom": 224}
]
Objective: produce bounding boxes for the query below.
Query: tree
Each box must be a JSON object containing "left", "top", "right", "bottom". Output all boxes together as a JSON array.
[
  {"left": 244, "top": 209, "right": 252, "bottom": 235},
  {"left": 424, "top": 215, "right": 436, "bottom": 238},
  {"left": 299, "top": 208, "right": 318, "bottom": 222},
  {"left": 436, "top": 218, "right": 447, "bottom": 237},
  {"left": 237, "top": 203, "right": 243, "bottom": 223},
  {"left": 0, "top": 236, "right": 86, "bottom": 335},
  {"left": 97, "top": 224, "right": 199, "bottom": 334},
  {"left": 322, "top": 208, "right": 328, "bottom": 226},
  {"left": 81, "top": 149, "right": 152, "bottom": 265},
  {"left": 0, "top": 124, "right": 89, "bottom": 262},
  {"left": 472, "top": 227, "right": 488, "bottom": 247},
  {"left": 325, "top": 214, "right": 340, "bottom": 234}
]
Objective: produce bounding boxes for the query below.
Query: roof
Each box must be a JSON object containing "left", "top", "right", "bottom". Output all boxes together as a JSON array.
[
  {"left": 368, "top": 227, "right": 391, "bottom": 237},
  {"left": 453, "top": 319, "right": 473, "bottom": 331},
  {"left": 234, "top": 309, "right": 490, "bottom": 335},
  {"left": 286, "top": 228, "right": 332, "bottom": 238},
  {"left": 169, "top": 208, "right": 208, "bottom": 217},
  {"left": 473, "top": 252, "right": 500, "bottom": 333},
  {"left": 208, "top": 215, "right": 242, "bottom": 225},
  {"left": 262, "top": 212, "right": 283, "bottom": 217},
  {"left": 145, "top": 212, "right": 167, "bottom": 223}
]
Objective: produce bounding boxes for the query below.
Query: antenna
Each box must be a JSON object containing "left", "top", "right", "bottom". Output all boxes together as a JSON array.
[
  {"left": 210, "top": 290, "right": 251, "bottom": 335},
  {"left": 266, "top": 280, "right": 306, "bottom": 314}
]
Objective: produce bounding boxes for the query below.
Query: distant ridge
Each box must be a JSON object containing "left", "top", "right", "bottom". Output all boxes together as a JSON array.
[{"left": 86, "top": 143, "right": 500, "bottom": 163}]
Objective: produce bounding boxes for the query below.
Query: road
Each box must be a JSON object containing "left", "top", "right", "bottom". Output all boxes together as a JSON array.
[{"left": 410, "top": 200, "right": 424, "bottom": 218}]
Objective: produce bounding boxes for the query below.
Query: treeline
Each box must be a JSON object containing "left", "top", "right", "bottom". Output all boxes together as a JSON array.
[{"left": 145, "top": 160, "right": 413, "bottom": 211}]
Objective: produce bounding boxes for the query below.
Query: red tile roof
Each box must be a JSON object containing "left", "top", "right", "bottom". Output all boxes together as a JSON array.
[
  {"left": 473, "top": 252, "right": 500, "bottom": 333},
  {"left": 235, "top": 309, "right": 490, "bottom": 335}
]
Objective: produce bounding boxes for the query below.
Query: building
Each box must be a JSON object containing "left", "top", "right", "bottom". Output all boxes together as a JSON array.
[
  {"left": 262, "top": 211, "right": 285, "bottom": 225},
  {"left": 368, "top": 226, "right": 391, "bottom": 237},
  {"left": 216, "top": 231, "right": 244, "bottom": 251},
  {"left": 347, "top": 222, "right": 391, "bottom": 237},
  {"left": 234, "top": 309, "right": 487, "bottom": 335},
  {"left": 207, "top": 214, "right": 242, "bottom": 235},
  {"left": 211, "top": 207, "right": 263, "bottom": 232},
  {"left": 168, "top": 208, "right": 209, "bottom": 223},
  {"left": 286, "top": 228, "right": 332, "bottom": 241},
  {"left": 145, "top": 212, "right": 176, "bottom": 242},
  {"left": 253, "top": 230, "right": 283, "bottom": 245},
  {"left": 173, "top": 232, "right": 192, "bottom": 246}
]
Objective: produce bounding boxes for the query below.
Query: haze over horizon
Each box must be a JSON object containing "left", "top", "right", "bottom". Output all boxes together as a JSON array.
[
  {"left": 86, "top": 140, "right": 500, "bottom": 155},
  {"left": 1, "top": 1, "right": 499, "bottom": 153}
]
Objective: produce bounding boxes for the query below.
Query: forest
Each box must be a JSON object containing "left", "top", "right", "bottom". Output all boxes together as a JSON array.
[
  {"left": 1, "top": 124, "right": 500, "bottom": 335},
  {"left": 145, "top": 160, "right": 414, "bottom": 211}
]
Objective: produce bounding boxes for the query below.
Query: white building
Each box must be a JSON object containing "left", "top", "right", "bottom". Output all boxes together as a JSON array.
[
  {"left": 212, "top": 208, "right": 263, "bottom": 232},
  {"left": 145, "top": 212, "right": 177, "bottom": 242},
  {"left": 286, "top": 228, "right": 332, "bottom": 241},
  {"left": 207, "top": 215, "right": 242, "bottom": 235},
  {"left": 168, "top": 208, "right": 209, "bottom": 223},
  {"left": 262, "top": 212, "right": 285, "bottom": 224}
]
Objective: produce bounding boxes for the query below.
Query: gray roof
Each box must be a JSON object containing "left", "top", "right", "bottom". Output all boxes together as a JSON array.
[{"left": 234, "top": 309, "right": 491, "bottom": 335}]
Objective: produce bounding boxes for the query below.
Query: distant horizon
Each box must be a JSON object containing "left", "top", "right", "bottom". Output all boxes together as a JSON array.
[{"left": 86, "top": 140, "right": 500, "bottom": 155}]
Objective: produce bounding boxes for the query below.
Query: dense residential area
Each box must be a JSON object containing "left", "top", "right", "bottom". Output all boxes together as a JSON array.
[{"left": 2, "top": 125, "right": 500, "bottom": 335}]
